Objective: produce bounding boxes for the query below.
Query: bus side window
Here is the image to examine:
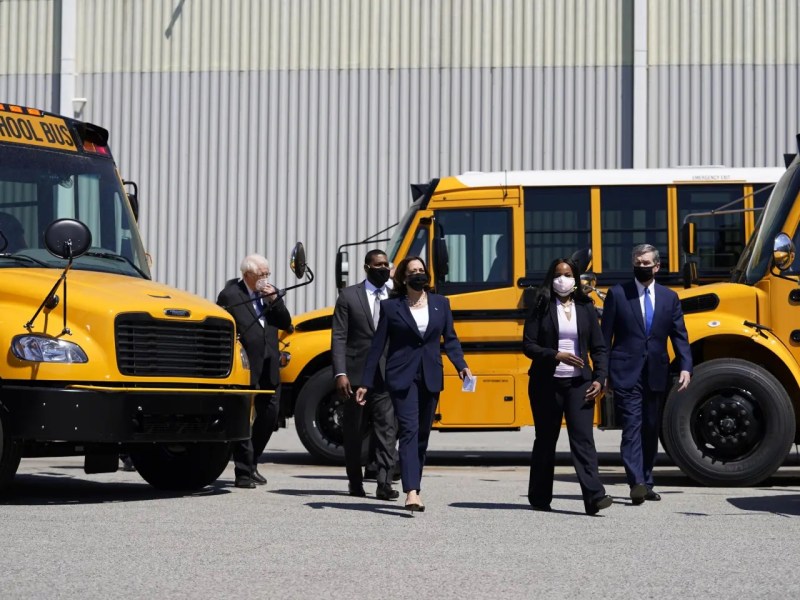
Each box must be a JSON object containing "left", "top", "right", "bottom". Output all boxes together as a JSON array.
[
  {"left": 677, "top": 185, "right": 745, "bottom": 273},
  {"left": 432, "top": 209, "right": 512, "bottom": 292},
  {"left": 601, "top": 186, "right": 668, "bottom": 272},
  {"left": 523, "top": 186, "right": 591, "bottom": 278}
]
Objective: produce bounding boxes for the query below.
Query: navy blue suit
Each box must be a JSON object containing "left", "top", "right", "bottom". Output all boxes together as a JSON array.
[
  {"left": 362, "top": 292, "right": 467, "bottom": 492},
  {"left": 601, "top": 280, "right": 692, "bottom": 488}
]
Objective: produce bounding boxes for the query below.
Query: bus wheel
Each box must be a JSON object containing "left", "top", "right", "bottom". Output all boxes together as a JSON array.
[
  {"left": 0, "top": 412, "right": 22, "bottom": 492},
  {"left": 294, "top": 368, "right": 369, "bottom": 464},
  {"left": 131, "top": 442, "right": 232, "bottom": 491},
  {"left": 662, "top": 358, "right": 795, "bottom": 486}
]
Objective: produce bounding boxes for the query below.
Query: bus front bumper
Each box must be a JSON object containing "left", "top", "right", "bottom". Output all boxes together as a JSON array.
[{"left": 0, "top": 384, "right": 254, "bottom": 443}]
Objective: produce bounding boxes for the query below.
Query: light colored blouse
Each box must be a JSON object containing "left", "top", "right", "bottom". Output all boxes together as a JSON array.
[
  {"left": 410, "top": 304, "right": 429, "bottom": 336},
  {"left": 554, "top": 299, "right": 580, "bottom": 378}
]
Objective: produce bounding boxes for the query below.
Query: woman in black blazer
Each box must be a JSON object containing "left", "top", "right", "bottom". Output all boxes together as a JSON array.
[{"left": 522, "top": 257, "right": 611, "bottom": 515}]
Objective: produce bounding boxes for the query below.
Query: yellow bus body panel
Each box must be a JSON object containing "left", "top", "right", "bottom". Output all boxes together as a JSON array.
[{"left": 0, "top": 268, "right": 250, "bottom": 385}]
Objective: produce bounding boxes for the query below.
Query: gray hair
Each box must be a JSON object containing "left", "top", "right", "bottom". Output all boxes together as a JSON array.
[
  {"left": 632, "top": 244, "right": 660, "bottom": 264},
  {"left": 239, "top": 253, "right": 270, "bottom": 275}
]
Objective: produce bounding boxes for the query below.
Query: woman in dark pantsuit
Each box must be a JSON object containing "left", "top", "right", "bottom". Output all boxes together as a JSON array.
[
  {"left": 523, "top": 257, "right": 611, "bottom": 515},
  {"left": 356, "top": 256, "right": 471, "bottom": 512}
]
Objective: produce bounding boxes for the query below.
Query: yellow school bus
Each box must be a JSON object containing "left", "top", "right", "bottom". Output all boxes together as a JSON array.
[
  {"left": 0, "top": 104, "right": 253, "bottom": 491},
  {"left": 279, "top": 165, "right": 783, "bottom": 485}
]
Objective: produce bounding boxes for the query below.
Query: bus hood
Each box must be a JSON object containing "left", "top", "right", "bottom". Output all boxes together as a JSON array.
[{"left": 1, "top": 269, "right": 233, "bottom": 336}]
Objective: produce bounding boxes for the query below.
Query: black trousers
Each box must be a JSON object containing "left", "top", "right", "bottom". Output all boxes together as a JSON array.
[
  {"left": 233, "top": 384, "right": 281, "bottom": 479},
  {"left": 528, "top": 376, "right": 606, "bottom": 512},
  {"left": 343, "top": 388, "right": 397, "bottom": 487}
]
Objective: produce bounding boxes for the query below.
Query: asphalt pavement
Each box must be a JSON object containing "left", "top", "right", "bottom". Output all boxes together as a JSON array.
[{"left": 2, "top": 423, "right": 799, "bottom": 599}]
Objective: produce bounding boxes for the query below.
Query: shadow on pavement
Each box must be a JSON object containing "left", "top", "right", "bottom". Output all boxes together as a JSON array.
[
  {"left": 449, "top": 501, "right": 587, "bottom": 516},
  {"left": 270, "top": 487, "right": 352, "bottom": 498},
  {"left": 1, "top": 473, "right": 230, "bottom": 505},
  {"left": 304, "top": 501, "right": 413, "bottom": 518},
  {"left": 728, "top": 492, "right": 800, "bottom": 516}
]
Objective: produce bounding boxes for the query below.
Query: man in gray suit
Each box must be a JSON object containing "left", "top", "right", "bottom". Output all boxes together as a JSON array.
[{"left": 331, "top": 249, "right": 398, "bottom": 500}]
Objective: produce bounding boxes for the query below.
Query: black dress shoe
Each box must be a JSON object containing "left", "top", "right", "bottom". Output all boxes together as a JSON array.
[
  {"left": 376, "top": 484, "right": 399, "bottom": 501},
  {"left": 630, "top": 483, "right": 648, "bottom": 505},
  {"left": 234, "top": 477, "right": 256, "bottom": 489},
  {"left": 586, "top": 494, "right": 613, "bottom": 516},
  {"left": 348, "top": 483, "right": 367, "bottom": 497},
  {"left": 529, "top": 503, "right": 552, "bottom": 512},
  {"left": 645, "top": 490, "right": 661, "bottom": 501},
  {"left": 251, "top": 469, "right": 267, "bottom": 486}
]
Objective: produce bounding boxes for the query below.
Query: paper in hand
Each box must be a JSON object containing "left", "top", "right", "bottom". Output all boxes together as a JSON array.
[{"left": 461, "top": 375, "right": 477, "bottom": 393}]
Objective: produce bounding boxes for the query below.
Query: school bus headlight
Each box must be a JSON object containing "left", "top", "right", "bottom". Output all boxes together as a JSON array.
[
  {"left": 11, "top": 334, "right": 89, "bottom": 363},
  {"left": 239, "top": 346, "right": 250, "bottom": 370}
]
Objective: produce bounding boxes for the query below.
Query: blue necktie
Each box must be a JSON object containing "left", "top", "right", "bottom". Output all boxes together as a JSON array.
[
  {"left": 644, "top": 287, "right": 653, "bottom": 336},
  {"left": 253, "top": 294, "right": 265, "bottom": 319}
]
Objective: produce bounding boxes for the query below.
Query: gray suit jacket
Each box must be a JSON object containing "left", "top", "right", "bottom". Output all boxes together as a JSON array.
[{"left": 331, "top": 281, "right": 385, "bottom": 388}]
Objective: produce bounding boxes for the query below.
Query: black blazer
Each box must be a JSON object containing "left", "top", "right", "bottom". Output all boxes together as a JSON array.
[
  {"left": 522, "top": 299, "right": 607, "bottom": 386},
  {"left": 217, "top": 280, "right": 292, "bottom": 388}
]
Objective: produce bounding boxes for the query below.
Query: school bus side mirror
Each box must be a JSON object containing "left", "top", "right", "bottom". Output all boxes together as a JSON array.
[
  {"left": 290, "top": 242, "right": 307, "bottom": 278},
  {"left": 123, "top": 180, "right": 139, "bottom": 222},
  {"left": 570, "top": 248, "right": 591, "bottom": 273},
  {"left": 773, "top": 232, "right": 795, "bottom": 271},
  {"left": 681, "top": 222, "right": 696, "bottom": 254},
  {"left": 433, "top": 237, "right": 449, "bottom": 278},
  {"left": 44, "top": 219, "right": 92, "bottom": 259},
  {"left": 335, "top": 249, "right": 349, "bottom": 291}
]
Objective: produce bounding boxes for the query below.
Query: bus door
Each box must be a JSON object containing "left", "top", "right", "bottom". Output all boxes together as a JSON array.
[{"left": 428, "top": 202, "right": 522, "bottom": 427}]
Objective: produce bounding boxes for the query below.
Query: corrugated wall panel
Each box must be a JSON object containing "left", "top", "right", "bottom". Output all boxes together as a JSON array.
[
  {"left": 67, "top": 0, "right": 629, "bottom": 312},
  {"left": 647, "top": 0, "right": 800, "bottom": 167},
  {"left": 4, "top": 0, "right": 799, "bottom": 314},
  {"left": 76, "top": 0, "right": 627, "bottom": 72},
  {"left": 81, "top": 66, "right": 625, "bottom": 312},
  {"left": 0, "top": 0, "right": 54, "bottom": 109}
]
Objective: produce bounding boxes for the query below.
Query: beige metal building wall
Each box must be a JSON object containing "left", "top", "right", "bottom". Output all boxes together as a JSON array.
[
  {"left": 0, "top": 0, "right": 54, "bottom": 108},
  {"left": 647, "top": 0, "right": 800, "bottom": 167},
  {"left": 1, "top": 0, "right": 798, "bottom": 314}
]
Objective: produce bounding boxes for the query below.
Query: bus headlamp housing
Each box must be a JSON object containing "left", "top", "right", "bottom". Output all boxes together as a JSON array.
[
  {"left": 239, "top": 345, "right": 250, "bottom": 370},
  {"left": 11, "top": 334, "right": 89, "bottom": 363}
]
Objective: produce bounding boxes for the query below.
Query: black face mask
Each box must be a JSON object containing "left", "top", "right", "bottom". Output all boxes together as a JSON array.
[
  {"left": 366, "top": 267, "right": 390, "bottom": 287},
  {"left": 407, "top": 273, "right": 428, "bottom": 291},
  {"left": 633, "top": 265, "right": 655, "bottom": 283}
]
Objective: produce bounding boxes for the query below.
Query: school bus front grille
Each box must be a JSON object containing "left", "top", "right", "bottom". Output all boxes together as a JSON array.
[{"left": 115, "top": 313, "right": 234, "bottom": 378}]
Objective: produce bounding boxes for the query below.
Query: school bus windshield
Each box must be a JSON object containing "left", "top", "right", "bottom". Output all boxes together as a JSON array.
[
  {"left": 0, "top": 144, "right": 150, "bottom": 278},
  {"left": 386, "top": 197, "right": 423, "bottom": 263},
  {"left": 735, "top": 160, "right": 800, "bottom": 285}
]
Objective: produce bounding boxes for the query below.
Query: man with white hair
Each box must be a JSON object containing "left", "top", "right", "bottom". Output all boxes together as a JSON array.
[{"left": 218, "top": 253, "right": 292, "bottom": 489}]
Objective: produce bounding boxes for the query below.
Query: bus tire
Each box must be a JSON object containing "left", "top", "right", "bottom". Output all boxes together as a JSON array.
[
  {"left": 294, "top": 368, "right": 369, "bottom": 464},
  {"left": 662, "top": 358, "right": 795, "bottom": 486},
  {"left": 0, "top": 411, "right": 22, "bottom": 492},
  {"left": 131, "top": 442, "right": 232, "bottom": 491}
]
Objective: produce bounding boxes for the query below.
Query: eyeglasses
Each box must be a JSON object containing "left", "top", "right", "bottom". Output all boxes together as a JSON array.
[{"left": 251, "top": 271, "right": 270, "bottom": 278}]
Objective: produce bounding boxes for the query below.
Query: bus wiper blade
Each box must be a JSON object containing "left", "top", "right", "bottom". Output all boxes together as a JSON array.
[
  {"left": 0, "top": 253, "right": 50, "bottom": 267},
  {"left": 82, "top": 251, "right": 150, "bottom": 278}
]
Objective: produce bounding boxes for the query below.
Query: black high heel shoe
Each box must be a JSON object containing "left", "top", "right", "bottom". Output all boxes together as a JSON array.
[{"left": 404, "top": 501, "right": 425, "bottom": 512}]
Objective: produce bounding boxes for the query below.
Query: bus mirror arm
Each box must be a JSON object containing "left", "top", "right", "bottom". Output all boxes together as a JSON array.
[{"left": 25, "top": 219, "right": 93, "bottom": 335}]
